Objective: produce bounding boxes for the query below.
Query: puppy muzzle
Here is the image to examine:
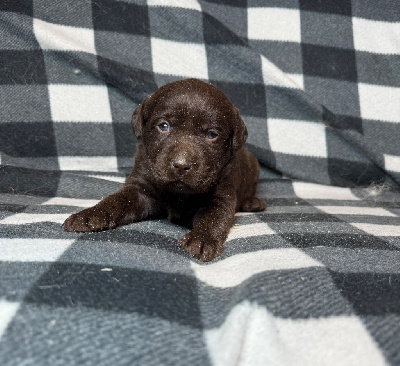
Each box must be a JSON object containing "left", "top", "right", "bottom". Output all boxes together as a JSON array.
[{"left": 170, "top": 151, "right": 196, "bottom": 178}]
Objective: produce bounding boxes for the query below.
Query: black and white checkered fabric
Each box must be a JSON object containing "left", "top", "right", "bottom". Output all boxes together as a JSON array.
[{"left": 1, "top": 1, "right": 400, "bottom": 365}]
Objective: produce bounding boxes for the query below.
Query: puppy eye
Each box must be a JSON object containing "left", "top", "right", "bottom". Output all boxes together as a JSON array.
[
  {"left": 206, "top": 130, "right": 218, "bottom": 140},
  {"left": 157, "top": 122, "right": 170, "bottom": 132}
]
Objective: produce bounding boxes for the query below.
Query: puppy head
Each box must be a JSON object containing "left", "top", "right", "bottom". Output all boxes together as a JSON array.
[{"left": 131, "top": 78, "right": 247, "bottom": 193}]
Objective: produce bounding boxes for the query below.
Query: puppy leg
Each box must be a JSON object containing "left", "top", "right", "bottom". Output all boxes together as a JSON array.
[
  {"left": 178, "top": 197, "right": 236, "bottom": 262},
  {"left": 63, "top": 184, "right": 159, "bottom": 232},
  {"left": 240, "top": 196, "right": 266, "bottom": 212}
]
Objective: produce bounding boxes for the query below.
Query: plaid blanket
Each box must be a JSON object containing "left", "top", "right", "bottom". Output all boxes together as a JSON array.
[{"left": 1, "top": 0, "right": 400, "bottom": 365}]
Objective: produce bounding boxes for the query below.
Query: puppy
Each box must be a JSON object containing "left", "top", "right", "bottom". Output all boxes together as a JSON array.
[{"left": 64, "top": 78, "right": 266, "bottom": 261}]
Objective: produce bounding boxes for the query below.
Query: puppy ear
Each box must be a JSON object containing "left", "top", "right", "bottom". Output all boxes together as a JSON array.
[
  {"left": 131, "top": 96, "right": 150, "bottom": 140},
  {"left": 232, "top": 108, "right": 248, "bottom": 152}
]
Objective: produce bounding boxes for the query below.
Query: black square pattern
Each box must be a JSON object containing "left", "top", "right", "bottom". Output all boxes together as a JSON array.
[
  {"left": 0, "top": 0, "right": 33, "bottom": 15},
  {"left": 302, "top": 44, "right": 357, "bottom": 81},
  {"left": 0, "top": 50, "right": 47, "bottom": 84},
  {"left": 204, "top": 0, "right": 247, "bottom": 7},
  {"left": 212, "top": 81, "right": 267, "bottom": 117},
  {"left": 328, "top": 159, "right": 387, "bottom": 187},
  {"left": 323, "top": 108, "right": 363, "bottom": 133},
  {"left": 203, "top": 12, "right": 246, "bottom": 45},
  {"left": 300, "top": 0, "right": 352, "bottom": 16},
  {"left": 97, "top": 56, "right": 157, "bottom": 101},
  {"left": 113, "top": 123, "right": 137, "bottom": 158},
  {"left": 330, "top": 272, "right": 400, "bottom": 316},
  {"left": 0, "top": 122, "right": 57, "bottom": 157},
  {"left": 92, "top": 0, "right": 150, "bottom": 36}
]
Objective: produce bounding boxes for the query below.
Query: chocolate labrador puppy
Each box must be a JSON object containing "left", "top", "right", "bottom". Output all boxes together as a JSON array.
[{"left": 64, "top": 78, "right": 266, "bottom": 261}]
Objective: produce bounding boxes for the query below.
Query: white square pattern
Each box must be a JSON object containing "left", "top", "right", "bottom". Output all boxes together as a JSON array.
[
  {"left": 261, "top": 55, "right": 304, "bottom": 90},
  {"left": 34, "top": 18, "right": 96, "bottom": 54},
  {"left": 353, "top": 17, "right": 400, "bottom": 55},
  {"left": 287, "top": 73, "right": 304, "bottom": 90},
  {"left": 358, "top": 83, "right": 400, "bottom": 123},
  {"left": 0, "top": 300, "right": 20, "bottom": 341},
  {"left": 293, "top": 182, "right": 360, "bottom": 200},
  {"left": 316, "top": 206, "right": 396, "bottom": 217},
  {"left": 0, "top": 213, "right": 69, "bottom": 225},
  {"left": 0, "top": 239, "right": 74, "bottom": 262},
  {"left": 191, "top": 248, "right": 323, "bottom": 288},
  {"left": 351, "top": 223, "right": 400, "bottom": 237},
  {"left": 43, "top": 197, "right": 100, "bottom": 207},
  {"left": 49, "top": 85, "right": 112, "bottom": 122},
  {"left": 147, "top": 0, "right": 201, "bottom": 11},
  {"left": 268, "top": 119, "right": 328, "bottom": 157},
  {"left": 151, "top": 37, "right": 208, "bottom": 79},
  {"left": 384, "top": 154, "right": 400, "bottom": 172},
  {"left": 275, "top": 315, "right": 386, "bottom": 366},
  {"left": 206, "top": 301, "right": 386, "bottom": 366},
  {"left": 58, "top": 156, "right": 118, "bottom": 172},
  {"left": 248, "top": 7, "right": 301, "bottom": 42}
]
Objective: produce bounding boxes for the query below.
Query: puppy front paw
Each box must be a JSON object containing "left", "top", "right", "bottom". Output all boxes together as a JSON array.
[
  {"left": 178, "top": 231, "right": 224, "bottom": 262},
  {"left": 63, "top": 207, "right": 117, "bottom": 232},
  {"left": 240, "top": 196, "right": 266, "bottom": 212}
]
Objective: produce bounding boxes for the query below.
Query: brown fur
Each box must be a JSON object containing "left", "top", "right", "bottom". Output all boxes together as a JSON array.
[{"left": 64, "top": 78, "right": 266, "bottom": 261}]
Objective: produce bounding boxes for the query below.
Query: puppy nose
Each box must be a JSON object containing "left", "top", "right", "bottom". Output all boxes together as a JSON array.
[{"left": 172, "top": 159, "right": 192, "bottom": 175}]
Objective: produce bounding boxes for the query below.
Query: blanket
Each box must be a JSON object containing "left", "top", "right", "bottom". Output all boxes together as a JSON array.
[{"left": 1, "top": 0, "right": 399, "bottom": 365}]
